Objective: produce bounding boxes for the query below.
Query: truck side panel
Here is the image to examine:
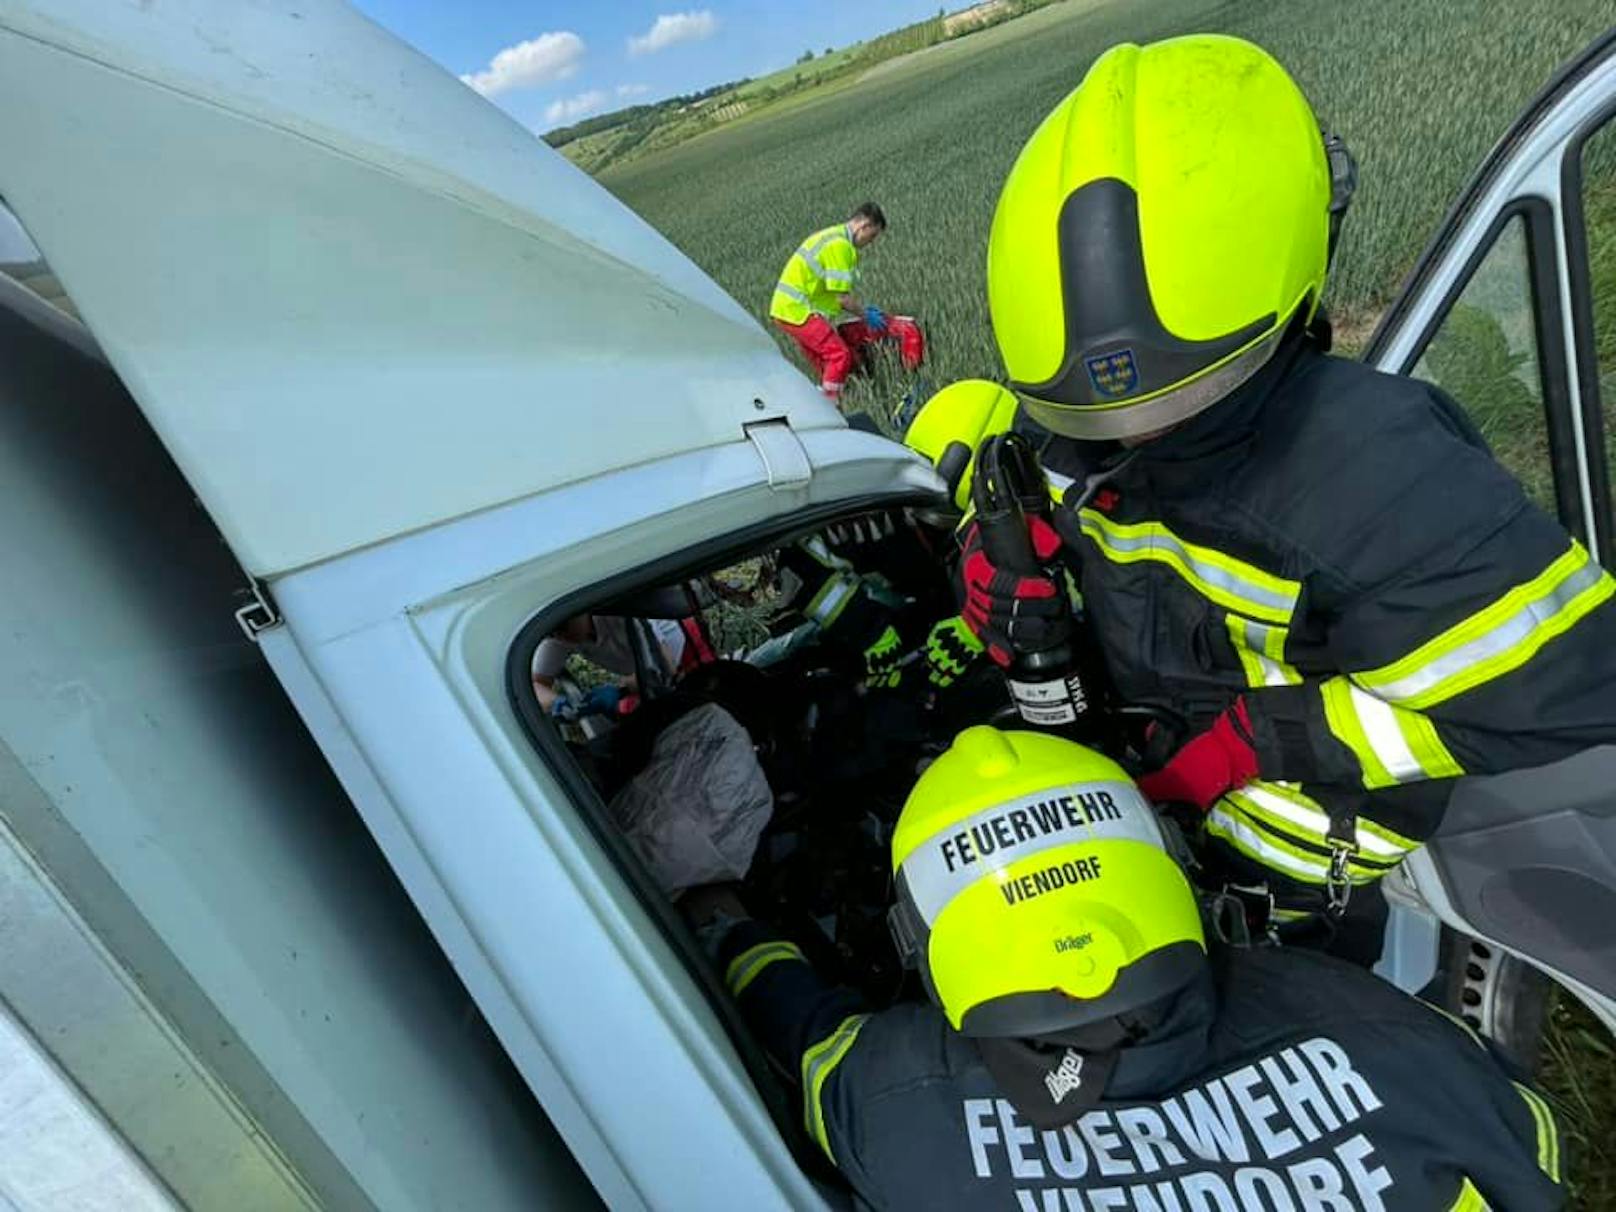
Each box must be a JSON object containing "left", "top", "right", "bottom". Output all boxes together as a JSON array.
[{"left": 0, "top": 276, "right": 599, "bottom": 1209}]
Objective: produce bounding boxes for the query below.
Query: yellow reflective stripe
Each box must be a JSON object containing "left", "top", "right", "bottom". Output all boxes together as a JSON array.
[
  {"left": 1418, "top": 998, "right": 1488, "bottom": 1050},
  {"left": 801, "top": 535, "right": 851, "bottom": 571},
  {"left": 1227, "top": 615, "right": 1269, "bottom": 687},
  {"left": 1270, "top": 906, "right": 1315, "bottom": 923},
  {"left": 1077, "top": 511, "right": 1299, "bottom": 624},
  {"left": 1355, "top": 811, "right": 1419, "bottom": 854},
  {"left": 1398, "top": 706, "right": 1466, "bottom": 782},
  {"left": 1220, "top": 787, "right": 1395, "bottom": 884},
  {"left": 724, "top": 941, "right": 806, "bottom": 997},
  {"left": 805, "top": 571, "right": 860, "bottom": 628},
  {"left": 1355, "top": 542, "right": 1616, "bottom": 710},
  {"left": 1513, "top": 1081, "right": 1561, "bottom": 1181},
  {"left": 1208, "top": 801, "right": 1333, "bottom": 885},
  {"left": 1447, "top": 1177, "right": 1490, "bottom": 1211},
  {"left": 1237, "top": 780, "right": 1414, "bottom": 863},
  {"left": 1225, "top": 614, "right": 1301, "bottom": 687},
  {"left": 1321, "top": 677, "right": 1464, "bottom": 789},
  {"left": 802, "top": 1014, "right": 870, "bottom": 1162}
]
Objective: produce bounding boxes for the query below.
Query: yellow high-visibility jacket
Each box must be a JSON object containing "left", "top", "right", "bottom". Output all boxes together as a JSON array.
[{"left": 770, "top": 223, "right": 859, "bottom": 325}]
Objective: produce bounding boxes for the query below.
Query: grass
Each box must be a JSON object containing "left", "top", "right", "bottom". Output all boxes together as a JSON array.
[
  {"left": 594, "top": 0, "right": 1616, "bottom": 1198},
  {"left": 1541, "top": 992, "right": 1616, "bottom": 1209}
]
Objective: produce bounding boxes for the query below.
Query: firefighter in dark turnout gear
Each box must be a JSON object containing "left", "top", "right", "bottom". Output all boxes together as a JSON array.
[
  {"left": 954, "top": 35, "right": 1616, "bottom": 954},
  {"left": 700, "top": 728, "right": 1563, "bottom": 1210}
]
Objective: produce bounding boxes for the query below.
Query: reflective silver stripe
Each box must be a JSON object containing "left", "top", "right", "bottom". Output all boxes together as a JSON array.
[
  {"left": 1236, "top": 782, "right": 1408, "bottom": 861},
  {"left": 821, "top": 268, "right": 854, "bottom": 284},
  {"left": 798, "top": 229, "right": 853, "bottom": 276},
  {"left": 1254, "top": 653, "right": 1292, "bottom": 687},
  {"left": 1079, "top": 515, "right": 1297, "bottom": 619},
  {"left": 898, "top": 781, "right": 1160, "bottom": 923},
  {"left": 773, "top": 281, "right": 810, "bottom": 304},
  {"left": 1235, "top": 618, "right": 1298, "bottom": 687},
  {"left": 803, "top": 228, "right": 849, "bottom": 257},
  {"left": 1207, "top": 806, "right": 1328, "bottom": 883},
  {"left": 805, "top": 573, "right": 858, "bottom": 627},
  {"left": 1344, "top": 684, "right": 1423, "bottom": 783},
  {"left": 1365, "top": 557, "right": 1608, "bottom": 704}
]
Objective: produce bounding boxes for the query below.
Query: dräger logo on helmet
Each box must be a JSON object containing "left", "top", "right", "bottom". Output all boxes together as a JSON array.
[{"left": 901, "top": 781, "right": 1162, "bottom": 925}]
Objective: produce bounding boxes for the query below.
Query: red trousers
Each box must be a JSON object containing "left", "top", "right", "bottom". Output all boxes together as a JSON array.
[{"left": 775, "top": 314, "right": 925, "bottom": 398}]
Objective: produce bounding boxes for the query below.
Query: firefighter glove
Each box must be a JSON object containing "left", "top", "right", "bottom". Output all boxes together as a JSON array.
[
  {"left": 1137, "top": 698, "right": 1259, "bottom": 811},
  {"left": 863, "top": 624, "right": 905, "bottom": 689},
  {"left": 924, "top": 616, "right": 984, "bottom": 687},
  {"left": 957, "top": 519, "right": 1069, "bottom": 668}
]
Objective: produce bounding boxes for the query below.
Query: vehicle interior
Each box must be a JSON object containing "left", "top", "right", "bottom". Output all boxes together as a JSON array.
[
  {"left": 505, "top": 499, "right": 1019, "bottom": 1180},
  {"left": 511, "top": 504, "right": 996, "bottom": 993}
]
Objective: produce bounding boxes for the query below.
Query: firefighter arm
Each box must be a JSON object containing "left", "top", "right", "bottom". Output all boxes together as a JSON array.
[
  {"left": 1243, "top": 504, "right": 1616, "bottom": 790},
  {"left": 1468, "top": 1074, "right": 1565, "bottom": 1207},
  {"left": 717, "top": 920, "right": 868, "bottom": 1079}
]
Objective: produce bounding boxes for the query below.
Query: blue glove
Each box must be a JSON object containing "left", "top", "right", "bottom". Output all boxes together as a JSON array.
[
  {"left": 578, "top": 685, "right": 623, "bottom": 717},
  {"left": 549, "top": 684, "right": 623, "bottom": 722},
  {"left": 863, "top": 304, "right": 888, "bottom": 333}
]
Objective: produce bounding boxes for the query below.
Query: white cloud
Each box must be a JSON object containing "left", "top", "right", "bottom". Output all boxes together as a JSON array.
[
  {"left": 544, "top": 89, "right": 610, "bottom": 126},
  {"left": 628, "top": 10, "right": 718, "bottom": 57},
  {"left": 617, "top": 82, "right": 651, "bottom": 99},
  {"left": 461, "top": 31, "right": 585, "bottom": 97}
]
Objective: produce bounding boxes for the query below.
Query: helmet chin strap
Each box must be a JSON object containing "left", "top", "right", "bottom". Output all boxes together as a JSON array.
[{"left": 1323, "top": 131, "right": 1358, "bottom": 265}]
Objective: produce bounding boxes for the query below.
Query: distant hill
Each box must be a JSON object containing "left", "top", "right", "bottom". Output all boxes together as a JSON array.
[{"left": 551, "top": 0, "right": 1064, "bottom": 175}]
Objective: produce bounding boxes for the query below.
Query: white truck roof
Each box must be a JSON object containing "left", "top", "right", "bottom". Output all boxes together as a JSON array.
[{"left": 0, "top": 0, "right": 837, "bottom": 576}]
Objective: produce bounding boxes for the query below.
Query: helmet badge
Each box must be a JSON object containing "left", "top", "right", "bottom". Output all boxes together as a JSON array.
[{"left": 1084, "top": 349, "right": 1138, "bottom": 398}]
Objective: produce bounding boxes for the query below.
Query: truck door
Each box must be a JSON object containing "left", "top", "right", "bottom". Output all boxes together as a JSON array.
[{"left": 1364, "top": 28, "right": 1616, "bottom": 1036}]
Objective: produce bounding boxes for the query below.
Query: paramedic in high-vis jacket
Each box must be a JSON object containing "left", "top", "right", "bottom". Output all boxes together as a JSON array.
[
  {"left": 693, "top": 728, "right": 1563, "bottom": 1210},
  {"left": 769, "top": 205, "right": 924, "bottom": 402},
  {"left": 952, "top": 35, "right": 1616, "bottom": 959}
]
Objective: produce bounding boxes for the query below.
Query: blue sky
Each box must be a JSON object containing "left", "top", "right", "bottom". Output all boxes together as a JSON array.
[{"left": 353, "top": 1, "right": 947, "bottom": 131}]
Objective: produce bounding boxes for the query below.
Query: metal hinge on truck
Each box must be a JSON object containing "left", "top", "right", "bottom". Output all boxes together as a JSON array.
[
  {"left": 744, "top": 415, "right": 812, "bottom": 490},
  {"left": 234, "top": 577, "right": 283, "bottom": 641}
]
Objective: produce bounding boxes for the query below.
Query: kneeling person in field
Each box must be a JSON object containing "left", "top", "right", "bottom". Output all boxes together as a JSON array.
[
  {"left": 769, "top": 203, "right": 921, "bottom": 401},
  {"left": 689, "top": 728, "right": 1563, "bottom": 1210}
]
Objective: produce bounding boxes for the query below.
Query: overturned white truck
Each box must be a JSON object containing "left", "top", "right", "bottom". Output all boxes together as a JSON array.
[{"left": 2, "top": 2, "right": 1614, "bottom": 1207}]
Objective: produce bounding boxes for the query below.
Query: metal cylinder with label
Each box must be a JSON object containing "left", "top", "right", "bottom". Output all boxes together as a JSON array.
[{"left": 971, "top": 433, "right": 1107, "bottom": 742}]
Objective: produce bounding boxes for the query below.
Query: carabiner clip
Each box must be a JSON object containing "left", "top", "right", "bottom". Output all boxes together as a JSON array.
[{"left": 1325, "top": 840, "right": 1355, "bottom": 916}]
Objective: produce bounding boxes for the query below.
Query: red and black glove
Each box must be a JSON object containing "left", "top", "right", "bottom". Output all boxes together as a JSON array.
[
  {"left": 957, "top": 517, "right": 1070, "bottom": 668},
  {"left": 1137, "top": 698, "right": 1259, "bottom": 811}
]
